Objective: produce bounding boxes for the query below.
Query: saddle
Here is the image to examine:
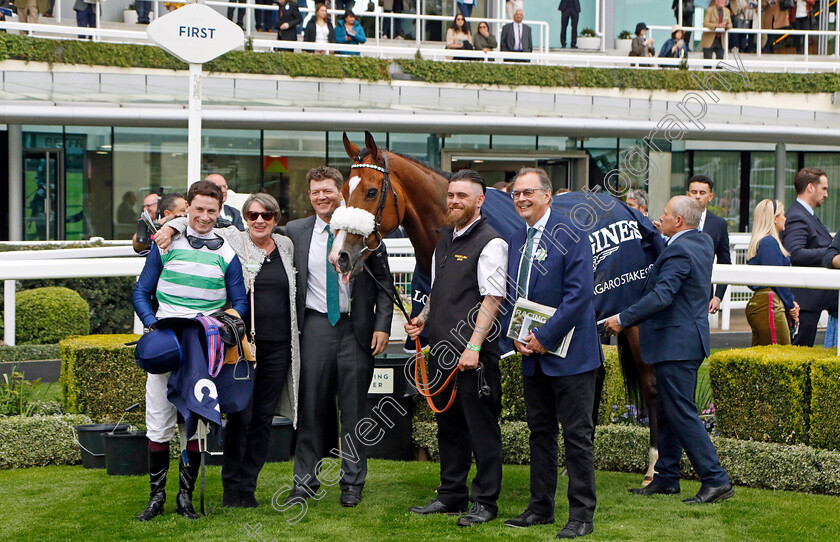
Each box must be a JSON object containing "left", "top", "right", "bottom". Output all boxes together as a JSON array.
[{"left": 215, "top": 309, "right": 256, "bottom": 364}]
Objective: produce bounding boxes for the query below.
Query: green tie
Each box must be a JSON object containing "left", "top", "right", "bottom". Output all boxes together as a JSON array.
[
  {"left": 516, "top": 227, "right": 538, "bottom": 298},
  {"left": 325, "top": 225, "right": 340, "bottom": 326}
]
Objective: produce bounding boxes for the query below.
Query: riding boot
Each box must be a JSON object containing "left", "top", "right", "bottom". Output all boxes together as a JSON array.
[
  {"left": 175, "top": 451, "right": 201, "bottom": 519},
  {"left": 137, "top": 450, "right": 170, "bottom": 521}
]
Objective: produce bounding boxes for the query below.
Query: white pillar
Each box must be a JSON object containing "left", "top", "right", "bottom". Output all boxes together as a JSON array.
[
  {"left": 187, "top": 63, "right": 203, "bottom": 188},
  {"left": 4, "top": 280, "right": 15, "bottom": 346},
  {"left": 8, "top": 124, "right": 23, "bottom": 242}
]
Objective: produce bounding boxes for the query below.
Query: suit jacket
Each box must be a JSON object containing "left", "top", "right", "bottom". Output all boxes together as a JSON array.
[
  {"left": 700, "top": 210, "right": 730, "bottom": 300},
  {"left": 276, "top": 0, "right": 303, "bottom": 41},
  {"left": 781, "top": 199, "right": 835, "bottom": 312},
  {"left": 619, "top": 229, "right": 713, "bottom": 364},
  {"left": 504, "top": 211, "right": 602, "bottom": 378},
  {"left": 500, "top": 22, "right": 533, "bottom": 52},
  {"left": 558, "top": 0, "right": 580, "bottom": 13},
  {"left": 700, "top": 4, "right": 732, "bottom": 48},
  {"left": 222, "top": 204, "right": 245, "bottom": 231},
  {"left": 285, "top": 215, "right": 393, "bottom": 350}
]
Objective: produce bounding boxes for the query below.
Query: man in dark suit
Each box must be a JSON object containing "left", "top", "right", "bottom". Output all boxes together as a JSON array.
[
  {"left": 781, "top": 167, "right": 832, "bottom": 347},
  {"left": 284, "top": 166, "right": 393, "bottom": 508},
  {"left": 205, "top": 174, "right": 246, "bottom": 231},
  {"left": 558, "top": 0, "right": 580, "bottom": 48},
  {"left": 500, "top": 9, "right": 533, "bottom": 53},
  {"left": 605, "top": 196, "right": 733, "bottom": 505},
  {"left": 502, "top": 168, "right": 601, "bottom": 539},
  {"left": 686, "top": 175, "right": 731, "bottom": 314}
]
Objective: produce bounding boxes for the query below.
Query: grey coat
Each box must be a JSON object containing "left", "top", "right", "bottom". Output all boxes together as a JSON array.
[{"left": 164, "top": 217, "right": 301, "bottom": 427}]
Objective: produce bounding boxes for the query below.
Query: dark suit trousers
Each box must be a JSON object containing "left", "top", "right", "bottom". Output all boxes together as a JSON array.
[
  {"left": 524, "top": 365, "right": 596, "bottom": 522},
  {"left": 293, "top": 311, "right": 374, "bottom": 492},
  {"left": 223, "top": 338, "right": 291, "bottom": 493},
  {"left": 433, "top": 358, "right": 502, "bottom": 514},
  {"left": 653, "top": 359, "right": 729, "bottom": 488},
  {"left": 560, "top": 11, "right": 578, "bottom": 47},
  {"left": 793, "top": 309, "right": 821, "bottom": 347}
]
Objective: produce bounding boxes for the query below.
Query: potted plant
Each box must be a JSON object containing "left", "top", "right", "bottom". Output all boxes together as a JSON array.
[
  {"left": 616, "top": 30, "right": 633, "bottom": 55},
  {"left": 577, "top": 28, "right": 600, "bottom": 50},
  {"left": 124, "top": 3, "right": 138, "bottom": 24}
]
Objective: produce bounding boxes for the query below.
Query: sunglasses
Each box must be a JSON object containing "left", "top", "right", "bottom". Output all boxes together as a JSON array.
[
  {"left": 186, "top": 234, "right": 225, "bottom": 250},
  {"left": 245, "top": 210, "right": 277, "bottom": 221}
]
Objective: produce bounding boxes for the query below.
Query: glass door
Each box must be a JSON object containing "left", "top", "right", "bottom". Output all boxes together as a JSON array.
[{"left": 23, "top": 150, "right": 64, "bottom": 241}]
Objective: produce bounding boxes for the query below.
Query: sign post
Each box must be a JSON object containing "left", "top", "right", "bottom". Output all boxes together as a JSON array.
[{"left": 147, "top": 2, "right": 244, "bottom": 186}]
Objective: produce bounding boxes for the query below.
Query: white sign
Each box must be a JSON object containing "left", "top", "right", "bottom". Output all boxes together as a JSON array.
[
  {"left": 147, "top": 3, "right": 244, "bottom": 65},
  {"left": 368, "top": 368, "right": 394, "bottom": 394}
]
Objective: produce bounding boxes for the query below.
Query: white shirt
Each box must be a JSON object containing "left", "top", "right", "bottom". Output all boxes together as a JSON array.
[
  {"left": 514, "top": 23, "right": 523, "bottom": 51},
  {"left": 698, "top": 209, "right": 707, "bottom": 232},
  {"left": 796, "top": 197, "right": 815, "bottom": 216},
  {"left": 516, "top": 208, "right": 552, "bottom": 299},
  {"left": 315, "top": 22, "right": 330, "bottom": 44},
  {"left": 430, "top": 215, "right": 509, "bottom": 297},
  {"left": 796, "top": 0, "right": 808, "bottom": 18},
  {"left": 305, "top": 216, "right": 351, "bottom": 314}
]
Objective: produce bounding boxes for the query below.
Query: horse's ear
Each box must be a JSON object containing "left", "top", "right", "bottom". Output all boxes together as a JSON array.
[
  {"left": 364, "top": 130, "right": 380, "bottom": 162},
  {"left": 343, "top": 132, "right": 360, "bottom": 160}
]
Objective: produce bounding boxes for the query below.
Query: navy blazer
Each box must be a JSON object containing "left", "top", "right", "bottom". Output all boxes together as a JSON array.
[
  {"left": 558, "top": 0, "right": 581, "bottom": 12},
  {"left": 699, "top": 210, "right": 730, "bottom": 300},
  {"left": 619, "top": 229, "right": 713, "bottom": 364},
  {"left": 223, "top": 204, "right": 245, "bottom": 231},
  {"left": 780, "top": 199, "right": 834, "bottom": 311},
  {"left": 504, "top": 211, "right": 602, "bottom": 378}
]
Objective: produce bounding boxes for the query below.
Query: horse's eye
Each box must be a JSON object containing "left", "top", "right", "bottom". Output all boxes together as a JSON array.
[{"left": 366, "top": 188, "right": 378, "bottom": 199}]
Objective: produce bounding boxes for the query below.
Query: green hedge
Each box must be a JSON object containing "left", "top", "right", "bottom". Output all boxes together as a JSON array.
[
  {"left": 810, "top": 358, "right": 840, "bottom": 451},
  {"left": 0, "top": 344, "right": 60, "bottom": 362},
  {"left": 0, "top": 414, "right": 92, "bottom": 468},
  {"left": 709, "top": 346, "right": 835, "bottom": 446},
  {"left": 60, "top": 334, "right": 144, "bottom": 423},
  {"left": 413, "top": 422, "right": 840, "bottom": 495},
  {"left": 16, "top": 287, "right": 90, "bottom": 345}
]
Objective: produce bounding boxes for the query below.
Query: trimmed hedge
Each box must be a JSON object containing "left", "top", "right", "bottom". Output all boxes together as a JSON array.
[
  {"left": 0, "top": 344, "right": 60, "bottom": 362},
  {"left": 810, "top": 358, "right": 840, "bottom": 451},
  {"left": 60, "top": 334, "right": 144, "bottom": 423},
  {"left": 413, "top": 422, "right": 840, "bottom": 495},
  {"left": 709, "top": 346, "right": 835, "bottom": 446},
  {"left": 0, "top": 414, "right": 92, "bottom": 468},
  {"left": 16, "top": 287, "right": 90, "bottom": 345}
]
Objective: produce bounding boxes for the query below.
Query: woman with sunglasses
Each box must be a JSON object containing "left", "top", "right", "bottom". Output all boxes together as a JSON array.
[
  {"left": 473, "top": 21, "right": 497, "bottom": 52},
  {"left": 446, "top": 13, "right": 473, "bottom": 50},
  {"left": 154, "top": 193, "right": 300, "bottom": 508}
]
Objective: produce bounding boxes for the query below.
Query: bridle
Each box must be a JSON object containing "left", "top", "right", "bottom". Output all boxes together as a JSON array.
[{"left": 350, "top": 151, "right": 400, "bottom": 254}]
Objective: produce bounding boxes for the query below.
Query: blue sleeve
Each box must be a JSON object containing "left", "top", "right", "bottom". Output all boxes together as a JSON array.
[
  {"left": 823, "top": 231, "right": 840, "bottom": 268},
  {"left": 355, "top": 23, "right": 366, "bottom": 44},
  {"left": 756, "top": 237, "right": 796, "bottom": 310},
  {"left": 619, "top": 250, "right": 692, "bottom": 327},
  {"left": 335, "top": 23, "right": 346, "bottom": 42},
  {"left": 225, "top": 257, "right": 249, "bottom": 317},
  {"left": 658, "top": 40, "right": 672, "bottom": 57},
  {"left": 133, "top": 244, "right": 163, "bottom": 328}
]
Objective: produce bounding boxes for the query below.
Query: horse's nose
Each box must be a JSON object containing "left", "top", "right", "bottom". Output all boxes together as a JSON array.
[{"left": 337, "top": 251, "right": 350, "bottom": 273}]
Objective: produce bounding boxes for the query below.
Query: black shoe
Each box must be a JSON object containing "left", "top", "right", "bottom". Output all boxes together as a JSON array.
[
  {"left": 340, "top": 486, "right": 363, "bottom": 507},
  {"left": 456, "top": 502, "right": 496, "bottom": 527},
  {"left": 629, "top": 482, "right": 680, "bottom": 496},
  {"left": 239, "top": 491, "right": 259, "bottom": 508},
  {"left": 556, "top": 520, "right": 594, "bottom": 539},
  {"left": 682, "top": 483, "right": 734, "bottom": 504},
  {"left": 137, "top": 450, "right": 169, "bottom": 521},
  {"left": 222, "top": 490, "right": 241, "bottom": 508},
  {"left": 175, "top": 452, "right": 200, "bottom": 520},
  {"left": 504, "top": 508, "right": 555, "bottom": 528},
  {"left": 284, "top": 486, "right": 311, "bottom": 506},
  {"left": 408, "top": 498, "right": 466, "bottom": 515}
]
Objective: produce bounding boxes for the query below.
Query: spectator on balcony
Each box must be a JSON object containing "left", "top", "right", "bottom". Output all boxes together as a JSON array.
[
  {"left": 14, "top": 0, "right": 48, "bottom": 24},
  {"left": 304, "top": 2, "right": 336, "bottom": 52},
  {"left": 700, "top": 0, "right": 731, "bottom": 60},
  {"left": 630, "top": 22, "right": 655, "bottom": 57},
  {"left": 761, "top": 0, "right": 790, "bottom": 53},
  {"left": 276, "top": 0, "right": 303, "bottom": 41},
  {"left": 728, "top": 0, "right": 758, "bottom": 53},
  {"left": 746, "top": 199, "right": 799, "bottom": 346},
  {"left": 659, "top": 24, "right": 688, "bottom": 57},
  {"left": 255, "top": 0, "right": 273, "bottom": 32},
  {"left": 335, "top": 10, "right": 366, "bottom": 54},
  {"left": 671, "top": 0, "right": 695, "bottom": 50},
  {"left": 558, "top": 0, "right": 580, "bottom": 49},
  {"left": 473, "top": 21, "right": 498, "bottom": 52},
  {"left": 457, "top": 0, "right": 474, "bottom": 32},
  {"left": 791, "top": 0, "right": 815, "bottom": 54},
  {"left": 73, "top": 0, "right": 95, "bottom": 36},
  {"left": 227, "top": 0, "right": 245, "bottom": 28},
  {"left": 446, "top": 13, "right": 473, "bottom": 50},
  {"left": 500, "top": 9, "right": 532, "bottom": 53},
  {"left": 381, "top": 0, "right": 403, "bottom": 39},
  {"left": 506, "top": 0, "right": 523, "bottom": 21}
]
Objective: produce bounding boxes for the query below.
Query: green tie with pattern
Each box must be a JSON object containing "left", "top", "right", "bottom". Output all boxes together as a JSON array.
[
  {"left": 516, "top": 227, "right": 538, "bottom": 298},
  {"left": 325, "top": 225, "right": 340, "bottom": 326}
]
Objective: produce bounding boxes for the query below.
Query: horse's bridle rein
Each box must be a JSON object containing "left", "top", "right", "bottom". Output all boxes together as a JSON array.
[{"left": 350, "top": 150, "right": 459, "bottom": 414}]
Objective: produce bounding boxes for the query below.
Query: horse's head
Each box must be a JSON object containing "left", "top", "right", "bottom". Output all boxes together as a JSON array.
[{"left": 328, "top": 131, "right": 404, "bottom": 283}]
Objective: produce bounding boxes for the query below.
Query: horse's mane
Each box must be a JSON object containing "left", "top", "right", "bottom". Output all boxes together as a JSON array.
[{"left": 356, "top": 149, "right": 453, "bottom": 182}]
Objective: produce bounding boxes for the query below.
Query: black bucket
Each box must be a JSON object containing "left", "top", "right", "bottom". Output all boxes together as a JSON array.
[
  {"left": 75, "top": 423, "right": 129, "bottom": 469},
  {"left": 103, "top": 431, "right": 149, "bottom": 476}
]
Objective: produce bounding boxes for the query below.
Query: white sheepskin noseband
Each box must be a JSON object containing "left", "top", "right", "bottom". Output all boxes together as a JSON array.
[{"left": 330, "top": 206, "right": 376, "bottom": 236}]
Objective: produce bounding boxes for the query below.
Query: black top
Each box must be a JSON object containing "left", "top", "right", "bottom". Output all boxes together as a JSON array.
[{"left": 252, "top": 246, "right": 291, "bottom": 342}]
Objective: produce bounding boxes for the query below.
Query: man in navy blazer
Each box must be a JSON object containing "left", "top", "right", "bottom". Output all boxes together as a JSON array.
[
  {"left": 604, "top": 196, "right": 733, "bottom": 505},
  {"left": 686, "top": 175, "right": 731, "bottom": 314},
  {"left": 501, "top": 168, "right": 601, "bottom": 540},
  {"left": 558, "top": 0, "right": 581, "bottom": 48},
  {"left": 780, "top": 167, "right": 833, "bottom": 347}
]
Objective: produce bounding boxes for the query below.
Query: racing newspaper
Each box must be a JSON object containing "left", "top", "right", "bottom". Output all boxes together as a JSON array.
[{"left": 506, "top": 298, "right": 574, "bottom": 358}]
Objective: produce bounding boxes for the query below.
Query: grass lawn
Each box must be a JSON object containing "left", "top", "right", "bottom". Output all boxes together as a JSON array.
[{"left": 1, "top": 460, "right": 838, "bottom": 542}]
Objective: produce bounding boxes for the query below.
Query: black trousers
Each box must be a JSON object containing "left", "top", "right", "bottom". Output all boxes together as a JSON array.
[
  {"left": 222, "top": 338, "right": 292, "bottom": 494},
  {"left": 227, "top": 0, "right": 245, "bottom": 26},
  {"left": 793, "top": 16, "right": 811, "bottom": 54},
  {"left": 433, "top": 357, "right": 502, "bottom": 514},
  {"left": 793, "top": 309, "right": 821, "bottom": 347},
  {"left": 560, "top": 10, "right": 579, "bottom": 47},
  {"left": 524, "top": 365, "right": 596, "bottom": 522},
  {"left": 703, "top": 37, "right": 724, "bottom": 59}
]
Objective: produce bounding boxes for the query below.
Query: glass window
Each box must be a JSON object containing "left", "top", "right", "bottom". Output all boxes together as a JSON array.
[
  {"left": 804, "top": 153, "right": 840, "bottom": 232},
  {"left": 64, "top": 126, "right": 113, "bottom": 240},
  {"left": 201, "top": 129, "right": 262, "bottom": 197},
  {"left": 748, "top": 152, "right": 797, "bottom": 231},
  {"left": 264, "top": 130, "right": 328, "bottom": 224},
  {"left": 686, "top": 151, "right": 741, "bottom": 231},
  {"left": 442, "top": 134, "right": 490, "bottom": 150},
  {"left": 537, "top": 136, "right": 575, "bottom": 151},
  {"left": 492, "top": 135, "right": 537, "bottom": 151}
]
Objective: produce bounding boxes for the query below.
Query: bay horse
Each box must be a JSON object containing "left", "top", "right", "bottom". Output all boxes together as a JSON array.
[{"left": 329, "top": 131, "right": 659, "bottom": 484}]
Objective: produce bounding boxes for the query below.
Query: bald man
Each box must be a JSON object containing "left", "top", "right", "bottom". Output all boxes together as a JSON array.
[{"left": 205, "top": 174, "right": 245, "bottom": 231}]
